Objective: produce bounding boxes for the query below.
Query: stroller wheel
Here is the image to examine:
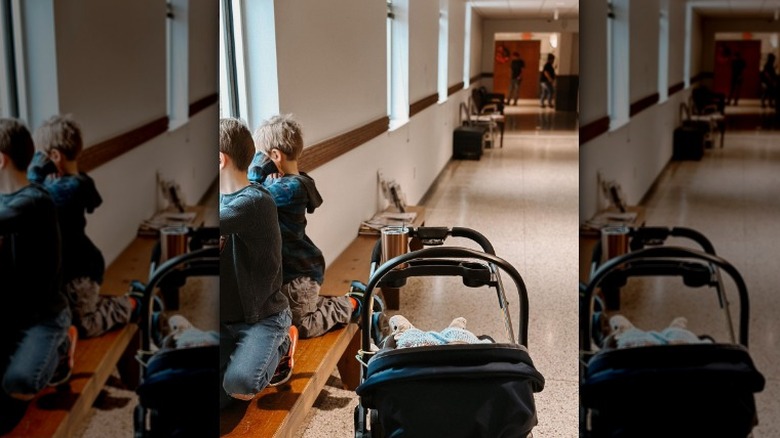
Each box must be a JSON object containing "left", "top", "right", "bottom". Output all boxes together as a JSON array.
[
  {"left": 133, "top": 404, "right": 147, "bottom": 438},
  {"left": 370, "top": 409, "right": 384, "bottom": 438}
]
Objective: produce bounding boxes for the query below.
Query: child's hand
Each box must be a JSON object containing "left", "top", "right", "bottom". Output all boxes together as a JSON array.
[
  {"left": 31, "top": 151, "right": 58, "bottom": 174},
  {"left": 266, "top": 172, "right": 284, "bottom": 181}
]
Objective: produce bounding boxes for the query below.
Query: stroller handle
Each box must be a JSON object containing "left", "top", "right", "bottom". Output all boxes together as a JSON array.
[
  {"left": 361, "top": 246, "right": 530, "bottom": 350},
  {"left": 589, "top": 226, "right": 718, "bottom": 281},
  {"left": 139, "top": 246, "right": 220, "bottom": 352},
  {"left": 628, "top": 226, "right": 717, "bottom": 254},
  {"left": 581, "top": 246, "right": 750, "bottom": 351},
  {"left": 369, "top": 226, "right": 496, "bottom": 265}
]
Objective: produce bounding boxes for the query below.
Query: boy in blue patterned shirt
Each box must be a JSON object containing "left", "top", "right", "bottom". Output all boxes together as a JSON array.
[
  {"left": 28, "top": 115, "right": 146, "bottom": 338},
  {"left": 249, "top": 114, "right": 386, "bottom": 341}
]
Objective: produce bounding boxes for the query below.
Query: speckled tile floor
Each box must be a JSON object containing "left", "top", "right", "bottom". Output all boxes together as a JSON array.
[
  {"left": 74, "top": 181, "right": 219, "bottom": 438},
  {"left": 295, "top": 113, "right": 579, "bottom": 438},
  {"left": 598, "top": 132, "right": 780, "bottom": 437}
]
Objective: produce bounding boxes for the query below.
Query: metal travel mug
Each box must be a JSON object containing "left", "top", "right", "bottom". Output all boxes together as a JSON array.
[
  {"left": 601, "top": 225, "right": 630, "bottom": 263},
  {"left": 381, "top": 226, "right": 409, "bottom": 269},
  {"left": 160, "top": 226, "right": 189, "bottom": 264}
]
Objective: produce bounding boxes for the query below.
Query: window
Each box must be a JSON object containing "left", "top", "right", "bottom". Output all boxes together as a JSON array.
[
  {"left": 607, "top": 0, "right": 629, "bottom": 130},
  {"left": 219, "top": 0, "right": 239, "bottom": 118},
  {"left": 166, "top": 0, "right": 189, "bottom": 130},
  {"left": 0, "top": 0, "right": 20, "bottom": 119},
  {"left": 438, "top": 0, "right": 448, "bottom": 102},
  {"left": 387, "top": 0, "right": 409, "bottom": 129},
  {"left": 219, "top": 0, "right": 277, "bottom": 129}
]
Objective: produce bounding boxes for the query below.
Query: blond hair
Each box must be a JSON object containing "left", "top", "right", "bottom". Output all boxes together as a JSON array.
[
  {"left": 34, "top": 114, "right": 83, "bottom": 160},
  {"left": 253, "top": 114, "right": 303, "bottom": 160}
]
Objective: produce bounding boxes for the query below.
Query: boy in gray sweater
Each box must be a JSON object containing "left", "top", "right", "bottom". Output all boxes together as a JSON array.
[{"left": 219, "top": 118, "right": 297, "bottom": 408}]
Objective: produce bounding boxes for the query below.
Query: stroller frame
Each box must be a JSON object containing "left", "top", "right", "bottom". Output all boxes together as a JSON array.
[
  {"left": 133, "top": 227, "right": 219, "bottom": 438},
  {"left": 579, "top": 227, "right": 764, "bottom": 438},
  {"left": 354, "top": 226, "right": 543, "bottom": 438}
]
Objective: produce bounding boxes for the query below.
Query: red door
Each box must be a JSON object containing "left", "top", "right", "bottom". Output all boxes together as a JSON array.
[
  {"left": 713, "top": 40, "right": 761, "bottom": 99},
  {"left": 493, "top": 40, "right": 541, "bottom": 99}
]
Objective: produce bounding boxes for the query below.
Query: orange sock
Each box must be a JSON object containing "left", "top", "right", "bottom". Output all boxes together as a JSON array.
[
  {"left": 129, "top": 296, "right": 139, "bottom": 311},
  {"left": 349, "top": 297, "right": 359, "bottom": 311}
]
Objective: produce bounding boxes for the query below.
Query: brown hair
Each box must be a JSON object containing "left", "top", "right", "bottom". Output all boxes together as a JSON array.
[
  {"left": 253, "top": 114, "right": 304, "bottom": 160},
  {"left": 0, "top": 118, "right": 34, "bottom": 170},
  {"left": 220, "top": 118, "right": 254, "bottom": 171},
  {"left": 34, "top": 114, "right": 83, "bottom": 160}
]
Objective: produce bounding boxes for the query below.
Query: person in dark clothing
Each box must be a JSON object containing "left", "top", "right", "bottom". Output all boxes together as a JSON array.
[
  {"left": 219, "top": 118, "right": 296, "bottom": 409},
  {"left": 27, "top": 115, "right": 147, "bottom": 339},
  {"left": 249, "top": 114, "right": 387, "bottom": 341},
  {"left": 0, "top": 118, "right": 76, "bottom": 434},
  {"left": 760, "top": 53, "right": 777, "bottom": 109},
  {"left": 540, "top": 53, "right": 557, "bottom": 108},
  {"left": 506, "top": 52, "right": 525, "bottom": 106},
  {"left": 728, "top": 51, "right": 747, "bottom": 106}
]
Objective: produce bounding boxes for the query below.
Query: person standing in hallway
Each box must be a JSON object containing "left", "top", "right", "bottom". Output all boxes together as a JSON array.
[
  {"left": 728, "top": 51, "right": 747, "bottom": 106},
  {"left": 540, "top": 53, "right": 556, "bottom": 109},
  {"left": 506, "top": 52, "right": 525, "bottom": 106},
  {"left": 760, "top": 53, "right": 777, "bottom": 109}
]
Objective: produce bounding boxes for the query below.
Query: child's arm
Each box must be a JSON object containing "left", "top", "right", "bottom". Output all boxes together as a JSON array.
[
  {"left": 26, "top": 151, "right": 58, "bottom": 183},
  {"left": 247, "top": 152, "right": 281, "bottom": 185}
]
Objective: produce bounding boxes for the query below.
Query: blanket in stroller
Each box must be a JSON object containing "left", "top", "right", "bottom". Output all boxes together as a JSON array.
[{"left": 388, "top": 315, "right": 493, "bottom": 349}]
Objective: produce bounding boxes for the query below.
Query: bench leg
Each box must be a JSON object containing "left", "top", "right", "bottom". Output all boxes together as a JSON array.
[
  {"left": 117, "top": 330, "right": 141, "bottom": 390},
  {"left": 337, "top": 330, "right": 361, "bottom": 390}
]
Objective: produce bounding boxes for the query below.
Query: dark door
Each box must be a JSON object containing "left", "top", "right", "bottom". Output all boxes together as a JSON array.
[{"left": 493, "top": 40, "right": 541, "bottom": 99}]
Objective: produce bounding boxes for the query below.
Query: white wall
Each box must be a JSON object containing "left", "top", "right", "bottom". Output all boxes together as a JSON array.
[
  {"left": 580, "top": 0, "right": 608, "bottom": 127},
  {"left": 273, "top": 0, "right": 387, "bottom": 143},
  {"left": 447, "top": 0, "right": 466, "bottom": 87},
  {"left": 409, "top": 0, "right": 439, "bottom": 102},
  {"left": 264, "top": 0, "right": 473, "bottom": 267},
  {"left": 629, "top": 0, "right": 659, "bottom": 103},
  {"left": 468, "top": 9, "right": 483, "bottom": 80},
  {"left": 20, "top": 0, "right": 219, "bottom": 264},
  {"left": 668, "top": 0, "right": 686, "bottom": 87},
  {"left": 580, "top": 0, "right": 690, "bottom": 221}
]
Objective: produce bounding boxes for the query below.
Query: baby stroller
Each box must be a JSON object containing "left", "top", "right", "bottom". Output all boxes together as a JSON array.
[
  {"left": 354, "top": 226, "right": 545, "bottom": 438},
  {"left": 579, "top": 226, "right": 765, "bottom": 437},
  {"left": 132, "top": 227, "right": 220, "bottom": 438}
]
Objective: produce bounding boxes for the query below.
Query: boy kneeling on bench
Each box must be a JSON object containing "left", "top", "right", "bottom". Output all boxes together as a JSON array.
[
  {"left": 0, "top": 118, "right": 77, "bottom": 433},
  {"left": 219, "top": 118, "right": 297, "bottom": 409}
]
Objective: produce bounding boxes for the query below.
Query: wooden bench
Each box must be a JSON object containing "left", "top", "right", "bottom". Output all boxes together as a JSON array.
[
  {"left": 5, "top": 237, "right": 155, "bottom": 438},
  {"left": 6, "top": 205, "right": 210, "bottom": 437},
  {"left": 220, "top": 206, "right": 426, "bottom": 437},
  {"left": 220, "top": 233, "right": 386, "bottom": 437}
]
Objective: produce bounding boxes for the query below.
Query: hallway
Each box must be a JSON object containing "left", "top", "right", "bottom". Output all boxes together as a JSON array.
[
  {"left": 295, "top": 112, "right": 580, "bottom": 437},
  {"left": 616, "top": 132, "right": 780, "bottom": 437}
]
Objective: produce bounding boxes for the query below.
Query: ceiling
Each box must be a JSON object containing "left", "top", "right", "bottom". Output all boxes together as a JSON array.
[
  {"left": 690, "top": 0, "right": 780, "bottom": 20},
  {"left": 468, "top": 0, "right": 579, "bottom": 20}
]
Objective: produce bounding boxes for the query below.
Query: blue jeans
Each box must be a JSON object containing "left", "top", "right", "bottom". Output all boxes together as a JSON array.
[
  {"left": 220, "top": 308, "right": 291, "bottom": 407},
  {"left": 2, "top": 307, "right": 71, "bottom": 397},
  {"left": 540, "top": 82, "right": 554, "bottom": 107},
  {"left": 507, "top": 78, "right": 521, "bottom": 104}
]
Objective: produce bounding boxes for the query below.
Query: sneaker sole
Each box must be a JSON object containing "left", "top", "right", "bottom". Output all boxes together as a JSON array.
[
  {"left": 268, "top": 327, "right": 298, "bottom": 387},
  {"left": 48, "top": 326, "right": 78, "bottom": 387}
]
